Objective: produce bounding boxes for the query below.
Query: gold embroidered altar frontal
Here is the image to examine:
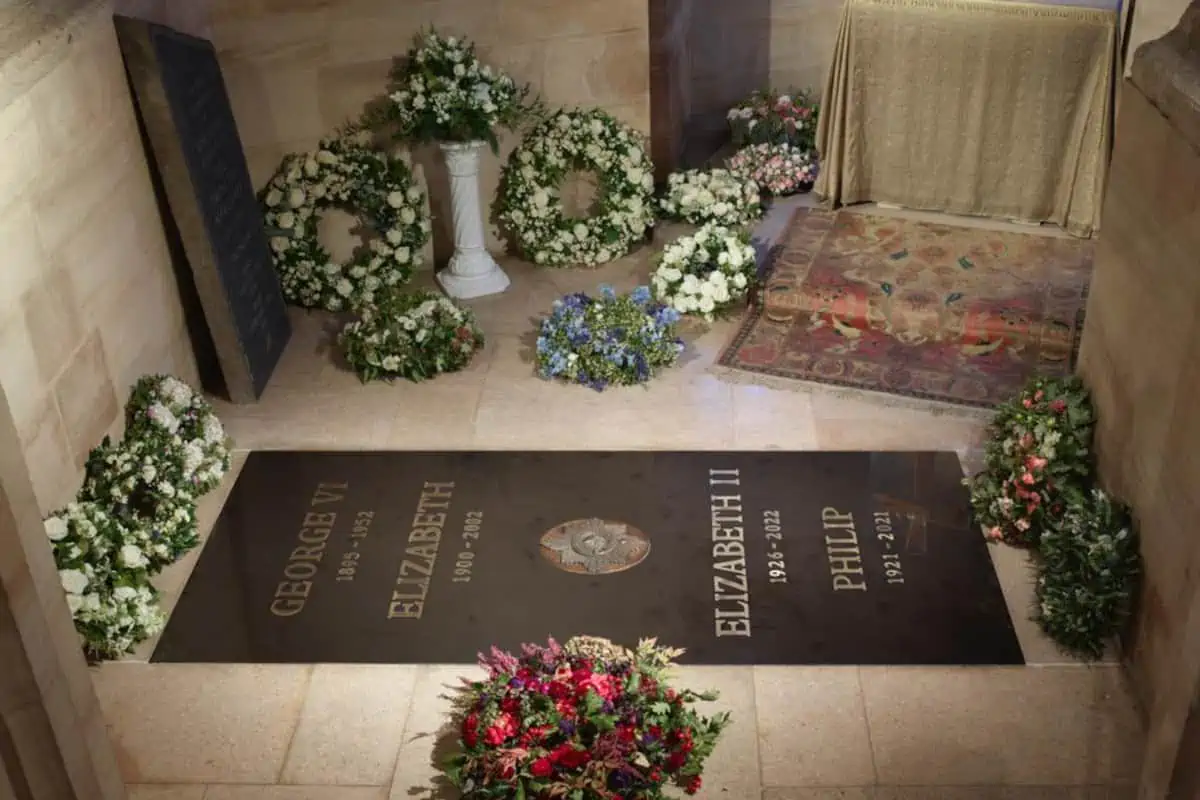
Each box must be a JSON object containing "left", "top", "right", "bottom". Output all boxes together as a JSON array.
[{"left": 814, "top": 0, "right": 1117, "bottom": 237}]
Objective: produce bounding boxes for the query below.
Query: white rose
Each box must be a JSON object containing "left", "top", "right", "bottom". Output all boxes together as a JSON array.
[
  {"left": 386, "top": 229, "right": 403, "bottom": 245},
  {"left": 387, "top": 191, "right": 405, "bottom": 208},
  {"left": 699, "top": 296, "right": 716, "bottom": 314},
  {"left": 288, "top": 188, "right": 306, "bottom": 207},
  {"left": 733, "top": 272, "right": 748, "bottom": 288},
  {"left": 395, "top": 247, "right": 411, "bottom": 263},
  {"left": 304, "top": 158, "right": 319, "bottom": 177},
  {"left": 59, "top": 569, "right": 89, "bottom": 595},
  {"left": 573, "top": 223, "right": 588, "bottom": 241},
  {"left": 336, "top": 279, "right": 353, "bottom": 297},
  {"left": 277, "top": 211, "right": 296, "bottom": 230},
  {"left": 400, "top": 208, "right": 416, "bottom": 224},
  {"left": 44, "top": 516, "right": 68, "bottom": 541},
  {"left": 265, "top": 189, "right": 283, "bottom": 207},
  {"left": 119, "top": 544, "right": 147, "bottom": 569},
  {"left": 316, "top": 150, "right": 338, "bottom": 164},
  {"left": 406, "top": 186, "right": 422, "bottom": 202}
]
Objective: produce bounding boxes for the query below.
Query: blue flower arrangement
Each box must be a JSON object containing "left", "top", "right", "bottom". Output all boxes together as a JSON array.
[{"left": 535, "top": 286, "right": 684, "bottom": 390}]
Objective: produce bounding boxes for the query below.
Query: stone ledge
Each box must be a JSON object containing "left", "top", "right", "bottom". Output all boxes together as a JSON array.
[
  {"left": 1131, "top": 0, "right": 1200, "bottom": 151},
  {"left": 0, "top": 0, "right": 108, "bottom": 112}
]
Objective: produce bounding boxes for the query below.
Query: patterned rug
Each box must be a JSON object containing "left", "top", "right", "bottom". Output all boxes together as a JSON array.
[{"left": 718, "top": 208, "right": 1092, "bottom": 408}]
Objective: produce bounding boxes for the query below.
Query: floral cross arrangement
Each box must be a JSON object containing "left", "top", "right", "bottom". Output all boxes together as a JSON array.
[
  {"left": 446, "top": 636, "right": 730, "bottom": 799},
  {"left": 535, "top": 286, "right": 683, "bottom": 391},
  {"left": 386, "top": 30, "right": 535, "bottom": 150},
  {"left": 727, "top": 88, "right": 820, "bottom": 152}
]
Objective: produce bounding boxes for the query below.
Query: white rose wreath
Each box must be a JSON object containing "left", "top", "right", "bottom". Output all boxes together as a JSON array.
[
  {"left": 261, "top": 133, "right": 432, "bottom": 312},
  {"left": 659, "top": 168, "right": 763, "bottom": 227},
  {"left": 495, "top": 108, "right": 656, "bottom": 268},
  {"left": 650, "top": 223, "right": 758, "bottom": 321}
]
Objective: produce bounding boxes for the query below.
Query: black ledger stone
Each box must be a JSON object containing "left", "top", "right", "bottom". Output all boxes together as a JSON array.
[
  {"left": 153, "top": 451, "right": 1025, "bottom": 666},
  {"left": 114, "top": 16, "right": 290, "bottom": 402}
]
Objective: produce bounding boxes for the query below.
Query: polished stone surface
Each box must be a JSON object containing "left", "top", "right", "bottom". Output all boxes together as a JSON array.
[{"left": 152, "top": 450, "right": 1020, "bottom": 665}]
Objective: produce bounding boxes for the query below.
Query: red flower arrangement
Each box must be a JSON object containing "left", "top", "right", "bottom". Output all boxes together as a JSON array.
[
  {"left": 726, "top": 88, "right": 820, "bottom": 152},
  {"left": 445, "top": 636, "right": 729, "bottom": 799}
]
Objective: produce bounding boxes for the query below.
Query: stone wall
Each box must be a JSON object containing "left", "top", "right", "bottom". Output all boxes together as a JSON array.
[
  {"left": 769, "top": 0, "right": 845, "bottom": 95},
  {"left": 1075, "top": 4, "right": 1200, "bottom": 794},
  {"left": 0, "top": 2, "right": 198, "bottom": 515},
  {"left": 208, "top": 0, "right": 650, "bottom": 258}
]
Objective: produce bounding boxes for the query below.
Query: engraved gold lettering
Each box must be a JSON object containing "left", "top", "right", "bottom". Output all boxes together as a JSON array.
[
  {"left": 270, "top": 597, "right": 305, "bottom": 617},
  {"left": 269, "top": 484, "right": 346, "bottom": 616},
  {"left": 715, "top": 618, "right": 751, "bottom": 637},
  {"left": 710, "top": 470, "right": 751, "bottom": 637},
  {"left": 822, "top": 508, "right": 867, "bottom": 591},
  {"left": 387, "top": 482, "right": 456, "bottom": 621}
]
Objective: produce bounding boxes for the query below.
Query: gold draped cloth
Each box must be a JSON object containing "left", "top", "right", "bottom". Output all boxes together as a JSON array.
[{"left": 814, "top": 0, "right": 1117, "bottom": 237}]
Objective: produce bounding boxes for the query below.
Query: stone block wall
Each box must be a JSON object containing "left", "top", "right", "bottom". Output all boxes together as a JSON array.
[
  {"left": 208, "top": 0, "right": 650, "bottom": 258},
  {"left": 769, "top": 0, "right": 845, "bottom": 95},
  {"left": 0, "top": 1, "right": 199, "bottom": 515},
  {"left": 1075, "top": 6, "right": 1200, "bottom": 792}
]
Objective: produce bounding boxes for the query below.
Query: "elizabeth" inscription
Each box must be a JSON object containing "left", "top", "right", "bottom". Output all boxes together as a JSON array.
[{"left": 386, "top": 481, "right": 455, "bottom": 621}]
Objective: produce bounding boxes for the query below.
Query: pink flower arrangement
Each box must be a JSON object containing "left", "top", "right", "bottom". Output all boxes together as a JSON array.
[
  {"left": 727, "top": 88, "right": 820, "bottom": 151},
  {"left": 446, "top": 637, "right": 729, "bottom": 800},
  {"left": 966, "top": 377, "right": 1095, "bottom": 547},
  {"left": 728, "top": 143, "right": 818, "bottom": 196}
]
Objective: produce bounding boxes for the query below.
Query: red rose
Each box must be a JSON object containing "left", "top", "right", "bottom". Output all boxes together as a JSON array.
[
  {"left": 1050, "top": 399, "right": 1067, "bottom": 413},
  {"left": 462, "top": 713, "right": 480, "bottom": 747},
  {"left": 501, "top": 697, "right": 520, "bottom": 713},
  {"left": 685, "top": 776, "right": 703, "bottom": 795},
  {"left": 484, "top": 713, "right": 518, "bottom": 746},
  {"left": 617, "top": 726, "right": 635, "bottom": 743},
  {"left": 667, "top": 751, "right": 687, "bottom": 770},
  {"left": 530, "top": 757, "right": 553, "bottom": 778},
  {"left": 551, "top": 745, "right": 590, "bottom": 769}
]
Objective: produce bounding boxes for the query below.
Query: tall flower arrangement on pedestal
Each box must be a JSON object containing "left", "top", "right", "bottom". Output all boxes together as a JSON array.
[
  {"left": 383, "top": 30, "right": 540, "bottom": 299},
  {"left": 386, "top": 30, "right": 533, "bottom": 151}
]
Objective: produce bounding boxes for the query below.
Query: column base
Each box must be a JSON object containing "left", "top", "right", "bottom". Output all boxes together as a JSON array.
[{"left": 436, "top": 250, "right": 511, "bottom": 299}]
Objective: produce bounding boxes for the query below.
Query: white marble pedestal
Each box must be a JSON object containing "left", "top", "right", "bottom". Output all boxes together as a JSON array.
[{"left": 435, "top": 141, "right": 510, "bottom": 299}]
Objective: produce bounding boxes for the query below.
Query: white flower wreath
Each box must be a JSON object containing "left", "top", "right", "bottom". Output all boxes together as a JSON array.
[
  {"left": 651, "top": 223, "right": 757, "bottom": 321},
  {"left": 659, "top": 168, "right": 763, "bottom": 227},
  {"left": 262, "top": 133, "right": 432, "bottom": 312},
  {"left": 495, "top": 108, "right": 656, "bottom": 268}
]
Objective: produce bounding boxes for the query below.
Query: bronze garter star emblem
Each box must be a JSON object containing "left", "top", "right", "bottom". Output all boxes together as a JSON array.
[{"left": 539, "top": 518, "right": 651, "bottom": 575}]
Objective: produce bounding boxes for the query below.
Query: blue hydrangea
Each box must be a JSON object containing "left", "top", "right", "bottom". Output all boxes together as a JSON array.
[{"left": 535, "top": 287, "right": 683, "bottom": 390}]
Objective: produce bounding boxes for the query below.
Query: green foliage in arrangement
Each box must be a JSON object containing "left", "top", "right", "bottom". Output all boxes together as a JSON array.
[
  {"left": 969, "top": 374, "right": 1141, "bottom": 661},
  {"left": 383, "top": 29, "right": 538, "bottom": 151},
  {"left": 1035, "top": 489, "right": 1141, "bottom": 660},
  {"left": 339, "top": 288, "right": 485, "bottom": 384},
  {"left": 967, "top": 376, "right": 1095, "bottom": 547},
  {"left": 43, "top": 375, "right": 231, "bottom": 661}
]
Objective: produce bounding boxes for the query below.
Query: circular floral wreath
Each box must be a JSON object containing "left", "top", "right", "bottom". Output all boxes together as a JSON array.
[
  {"left": 659, "top": 168, "right": 762, "bottom": 227},
  {"left": 651, "top": 223, "right": 757, "bottom": 320},
  {"left": 261, "top": 133, "right": 432, "bottom": 312},
  {"left": 495, "top": 108, "right": 656, "bottom": 268},
  {"left": 339, "top": 289, "right": 485, "bottom": 384}
]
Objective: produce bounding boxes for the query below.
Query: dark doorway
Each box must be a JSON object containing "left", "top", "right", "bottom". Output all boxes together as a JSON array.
[{"left": 649, "top": 0, "right": 771, "bottom": 182}]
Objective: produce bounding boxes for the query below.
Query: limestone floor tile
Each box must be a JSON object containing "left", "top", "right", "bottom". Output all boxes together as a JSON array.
[
  {"left": 1089, "top": 666, "right": 1145, "bottom": 786},
  {"left": 125, "top": 786, "right": 206, "bottom": 800},
  {"left": 382, "top": 385, "right": 482, "bottom": 449},
  {"left": 754, "top": 667, "right": 876, "bottom": 787},
  {"left": 280, "top": 665, "right": 418, "bottom": 786},
  {"left": 670, "top": 666, "right": 760, "bottom": 798},
  {"left": 732, "top": 384, "right": 819, "bottom": 450},
  {"left": 474, "top": 336, "right": 737, "bottom": 450},
  {"left": 389, "top": 664, "right": 486, "bottom": 800},
  {"left": 203, "top": 788, "right": 388, "bottom": 800},
  {"left": 810, "top": 392, "right": 988, "bottom": 453},
  {"left": 93, "top": 663, "right": 311, "bottom": 784},
  {"left": 218, "top": 389, "right": 408, "bottom": 450},
  {"left": 764, "top": 790, "right": 875, "bottom": 800},
  {"left": 984, "top": 544, "right": 1082, "bottom": 666},
  {"left": 858, "top": 666, "right": 1097, "bottom": 786},
  {"left": 874, "top": 789, "right": 1090, "bottom": 799}
]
